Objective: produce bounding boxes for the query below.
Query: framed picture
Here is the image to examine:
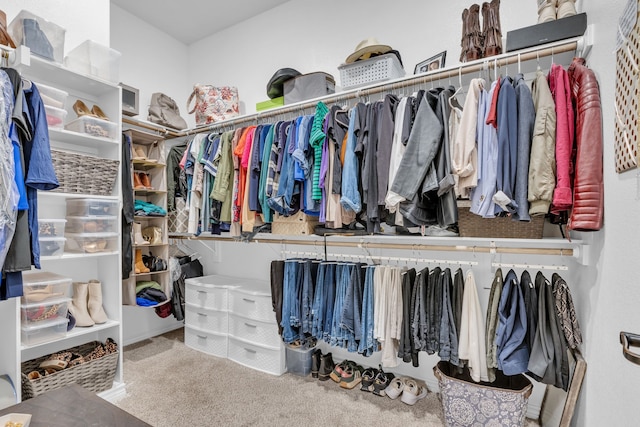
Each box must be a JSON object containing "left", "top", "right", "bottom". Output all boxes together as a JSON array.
[{"left": 414, "top": 51, "right": 447, "bottom": 74}]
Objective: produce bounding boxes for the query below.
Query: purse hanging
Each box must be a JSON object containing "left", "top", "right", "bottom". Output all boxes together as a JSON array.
[{"left": 187, "top": 84, "right": 240, "bottom": 125}]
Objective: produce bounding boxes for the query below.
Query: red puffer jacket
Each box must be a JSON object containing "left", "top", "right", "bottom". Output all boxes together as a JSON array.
[{"left": 567, "top": 57, "right": 603, "bottom": 231}]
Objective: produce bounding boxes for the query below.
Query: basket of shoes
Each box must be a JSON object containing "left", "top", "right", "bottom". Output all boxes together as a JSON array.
[
  {"left": 434, "top": 361, "right": 533, "bottom": 427},
  {"left": 21, "top": 339, "right": 118, "bottom": 399}
]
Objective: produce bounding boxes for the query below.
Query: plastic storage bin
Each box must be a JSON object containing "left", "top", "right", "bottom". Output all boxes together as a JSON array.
[
  {"left": 65, "top": 232, "right": 118, "bottom": 254},
  {"left": 285, "top": 345, "right": 314, "bottom": 377},
  {"left": 338, "top": 53, "right": 405, "bottom": 89},
  {"left": 21, "top": 318, "right": 68, "bottom": 346},
  {"left": 21, "top": 297, "right": 70, "bottom": 326},
  {"left": 66, "top": 198, "right": 119, "bottom": 217},
  {"left": 44, "top": 105, "right": 67, "bottom": 129},
  {"left": 65, "top": 116, "right": 117, "bottom": 140},
  {"left": 36, "top": 82, "right": 68, "bottom": 109},
  {"left": 21, "top": 271, "right": 72, "bottom": 304},
  {"left": 8, "top": 10, "right": 66, "bottom": 63},
  {"left": 64, "top": 40, "right": 121, "bottom": 84},
  {"left": 38, "top": 218, "right": 66, "bottom": 238},
  {"left": 39, "top": 237, "right": 66, "bottom": 257},
  {"left": 65, "top": 215, "right": 117, "bottom": 234}
]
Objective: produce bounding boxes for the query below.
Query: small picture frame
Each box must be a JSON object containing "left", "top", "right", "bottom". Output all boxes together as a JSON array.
[{"left": 414, "top": 51, "right": 447, "bottom": 74}]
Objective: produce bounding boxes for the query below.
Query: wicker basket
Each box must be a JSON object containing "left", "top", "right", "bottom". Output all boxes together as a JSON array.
[
  {"left": 50, "top": 149, "right": 119, "bottom": 196},
  {"left": 272, "top": 211, "right": 319, "bottom": 236},
  {"left": 21, "top": 340, "right": 118, "bottom": 399},
  {"left": 434, "top": 361, "right": 533, "bottom": 427},
  {"left": 457, "top": 200, "right": 545, "bottom": 239},
  {"left": 338, "top": 53, "right": 405, "bottom": 89}
]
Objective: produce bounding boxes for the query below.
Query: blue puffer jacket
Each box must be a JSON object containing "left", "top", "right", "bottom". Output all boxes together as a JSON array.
[{"left": 495, "top": 269, "right": 529, "bottom": 375}]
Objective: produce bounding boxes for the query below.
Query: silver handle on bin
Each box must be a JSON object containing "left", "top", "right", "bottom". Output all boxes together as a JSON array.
[
  {"left": 244, "top": 323, "right": 257, "bottom": 328},
  {"left": 198, "top": 313, "right": 207, "bottom": 317},
  {"left": 620, "top": 331, "right": 640, "bottom": 365},
  {"left": 197, "top": 335, "right": 207, "bottom": 340},
  {"left": 244, "top": 348, "right": 257, "bottom": 354},
  {"left": 242, "top": 298, "right": 256, "bottom": 303},
  {"left": 197, "top": 290, "right": 206, "bottom": 294}
]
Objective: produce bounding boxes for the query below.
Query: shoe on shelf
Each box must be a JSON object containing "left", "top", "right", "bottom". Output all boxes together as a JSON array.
[
  {"left": 68, "top": 282, "right": 94, "bottom": 327},
  {"left": 360, "top": 367, "right": 379, "bottom": 392},
  {"left": 135, "top": 248, "right": 150, "bottom": 274},
  {"left": 537, "top": 0, "right": 557, "bottom": 23},
  {"left": 133, "top": 172, "right": 146, "bottom": 190},
  {"left": 372, "top": 366, "right": 395, "bottom": 397},
  {"left": 339, "top": 364, "right": 364, "bottom": 389},
  {"left": 318, "top": 352, "right": 335, "bottom": 381},
  {"left": 556, "top": 0, "right": 576, "bottom": 19},
  {"left": 91, "top": 104, "right": 110, "bottom": 121},
  {"left": 385, "top": 376, "right": 409, "bottom": 400},
  {"left": 133, "top": 222, "right": 149, "bottom": 246},
  {"left": 311, "top": 349, "right": 322, "bottom": 379},
  {"left": 139, "top": 172, "right": 153, "bottom": 190},
  {"left": 142, "top": 226, "right": 162, "bottom": 245},
  {"left": 400, "top": 378, "right": 428, "bottom": 405},
  {"left": 133, "top": 146, "right": 147, "bottom": 161},
  {"left": 72, "top": 99, "right": 96, "bottom": 118},
  {"left": 87, "top": 279, "right": 108, "bottom": 324}
]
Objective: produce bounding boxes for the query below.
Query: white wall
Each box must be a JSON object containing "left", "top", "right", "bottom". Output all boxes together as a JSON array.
[
  {"left": 187, "top": 0, "right": 540, "bottom": 115},
  {"left": 3, "top": 0, "right": 110, "bottom": 54},
  {"left": 110, "top": 5, "right": 192, "bottom": 127}
]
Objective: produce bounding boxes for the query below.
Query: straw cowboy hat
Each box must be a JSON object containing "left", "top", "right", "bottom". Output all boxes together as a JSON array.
[
  {"left": 0, "top": 10, "right": 16, "bottom": 49},
  {"left": 345, "top": 37, "right": 392, "bottom": 64}
]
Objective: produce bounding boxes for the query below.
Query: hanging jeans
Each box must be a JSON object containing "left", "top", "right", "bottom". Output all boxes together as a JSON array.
[
  {"left": 340, "top": 263, "right": 364, "bottom": 353},
  {"left": 358, "top": 266, "right": 378, "bottom": 356},
  {"left": 311, "top": 262, "right": 326, "bottom": 339},
  {"left": 281, "top": 259, "right": 302, "bottom": 343},
  {"left": 322, "top": 263, "right": 336, "bottom": 343},
  {"left": 426, "top": 267, "right": 443, "bottom": 354},
  {"left": 398, "top": 268, "right": 417, "bottom": 365},
  {"left": 301, "top": 260, "right": 317, "bottom": 335},
  {"left": 330, "top": 263, "right": 352, "bottom": 348}
]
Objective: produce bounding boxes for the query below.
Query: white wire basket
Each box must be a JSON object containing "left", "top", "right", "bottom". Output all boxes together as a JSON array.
[{"left": 338, "top": 53, "right": 405, "bottom": 89}]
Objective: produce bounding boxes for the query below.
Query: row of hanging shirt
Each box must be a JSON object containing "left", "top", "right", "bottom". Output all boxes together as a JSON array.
[
  {"left": 166, "top": 60, "right": 602, "bottom": 238},
  {"left": 271, "top": 257, "right": 581, "bottom": 390},
  {"left": 0, "top": 66, "right": 59, "bottom": 301}
]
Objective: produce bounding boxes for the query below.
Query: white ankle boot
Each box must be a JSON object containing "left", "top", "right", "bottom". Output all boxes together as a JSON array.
[
  {"left": 87, "top": 280, "right": 108, "bottom": 324},
  {"left": 537, "top": 0, "right": 557, "bottom": 23},
  {"left": 133, "top": 222, "right": 149, "bottom": 245},
  {"left": 69, "top": 282, "right": 94, "bottom": 327},
  {"left": 557, "top": 0, "right": 577, "bottom": 19}
]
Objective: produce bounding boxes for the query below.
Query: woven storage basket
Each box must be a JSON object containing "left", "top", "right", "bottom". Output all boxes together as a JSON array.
[
  {"left": 457, "top": 200, "right": 544, "bottom": 239},
  {"left": 272, "top": 211, "right": 319, "bottom": 236},
  {"left": 51, "top": 149, "right": 119, "bottom": 196},
  {"left": 434, "top": 361, "right": 533, "bottom": 427},
  {"left": 338, "top": 53, "right": 405, "bottom": 89},
  {"left": 21, "top": 340, "right": 118, "bottom": 399}
]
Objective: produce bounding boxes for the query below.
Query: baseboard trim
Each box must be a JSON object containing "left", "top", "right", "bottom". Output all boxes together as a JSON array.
[
  {"left": 123, "top": 323, "right": 184, "bottom": 347},
  {"left": 98, "top": 381, "right": 127, "bottom": 403}
]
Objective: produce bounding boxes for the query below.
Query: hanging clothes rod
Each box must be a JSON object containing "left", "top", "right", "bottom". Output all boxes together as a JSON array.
[
  {"left": 126, "top": 37, "right": 583, "bottom": 139},
  {"left": 491, "top": 262, "right": 569, "bottom": 271},
  {"left": 281, "top": 250, "right": 479, "bottom": 266},
  {"left": 172, "top": 233, "right": 577, "bottom": 258}
]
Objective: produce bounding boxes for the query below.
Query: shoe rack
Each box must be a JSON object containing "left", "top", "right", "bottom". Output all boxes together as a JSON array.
[
  {"left": 0, "top": 48, "right": 124, "bottom": 403},
  {"left": 121, "top": 128, "right": 171, "bottom": 309}
]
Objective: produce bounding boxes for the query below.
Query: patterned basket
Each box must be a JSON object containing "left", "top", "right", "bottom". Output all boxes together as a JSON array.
[
  {"left": 21, "top": 340, "right": 118, "bottom": 399},
  {"left": 434, "top": 361, "right": 533, "bottom": 427},
  {"left": 272, "top": 211, "right": 319, "bottom": 236},
  {"left": 457, "top": 200, "right": 545, "bottom": 239},
  {"left": 50, "top": 149, "right": 119, "bottom": 196}
]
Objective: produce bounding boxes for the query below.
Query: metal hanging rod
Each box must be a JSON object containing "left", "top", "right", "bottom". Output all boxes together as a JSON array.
[
  {"left": 281, "top": 250, "right": 479, "bottom": 266},
  {"left": 491, "top": 262, "right": 569, "bottom": 271},
  {"left": 126, "top": 37, "right": 583, "bottom": 139}
]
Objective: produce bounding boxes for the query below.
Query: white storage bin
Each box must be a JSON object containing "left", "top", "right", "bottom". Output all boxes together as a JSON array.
[
  {"left": 21, "top": 297, "right": 70, "bottom": 326},
  {"left": 228, "top": 313, "right": 281, "bottom": 348},
  {"left": 36, "top": 82, "right": 68, "bottom": 109},
  {"left": 185, "top": 283, "right": 229, "bottom": 311},
  {"left": 39, "top": 237, "right": 66, "bottom": 257},
  {"left": 184, "top": 325, "right": 228, "bottom": 358},
  {"left": 64, "top": 40, "right": 121, "bottom": 84},
  {"left": 38, "top": 218, "right": 66, "bottom": 238},
  {"left": 64, "top": 116, "right": 117, "bottom": 140},
  {"left": 65, "top": 198, "right": 119, "bottom": 217},
  {"left": 227, "top": 336, "right": 286, "bottom": 376},
  {"left": 228, "top": 283, "right": 274, "bottom": 323},
  {"left": 21, "top": 318, "right": 68, "bottom": 346},
  {"left": 65, "top": 215, "right": 117, "bottom": 234},
  {"left": 21, "top": 271, "right": 72, "bottom": 304},
  {"left": 44, "top": 105, "right": 67, "bottom": 129},
  {"left": 65, "top": 232, "right": 118, "bottom": 254},
  {"left": 338, "top": 53, "right": 405, "bottom": 89},
  {"left": 8, "top": 10, "right": 66, "bottom": 64},
  {"left": 185, "top": 304, "right": 228, "bottom": 334}
]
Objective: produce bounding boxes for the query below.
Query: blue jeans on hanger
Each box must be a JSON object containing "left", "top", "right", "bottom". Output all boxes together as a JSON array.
[
  {"left": 339, "top": 109, "right": 362, "bottom": 213},
  {"left": 321, "top": 263, "right": 336, "bottom": 343},
  {"left": 358, "top": 265, "right": 377, "bottom": 356},
  {"left": 330, "top": 263, "right": 352, "bottom": 348},
  {"left": 281, "top": 259, "right": 301, "bottom": 343},
  {"left": 311, "top": 262, "right": 326, "bottom": 339},
  {"left": 301, "top": 259, "right": 314, "bottom": 334},
  {"left": 341, "top": 263, "right": 363, "bottom": 353}
]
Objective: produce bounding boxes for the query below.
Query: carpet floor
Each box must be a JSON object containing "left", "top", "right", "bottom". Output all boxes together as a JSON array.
[{"left": 115, "top": 329, "right": 539, "bottom": 427}]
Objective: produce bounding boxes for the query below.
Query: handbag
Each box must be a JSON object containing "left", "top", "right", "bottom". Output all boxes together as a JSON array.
[
  {"left": 187, "top": 84, "right": 239, "bottom": 125},
  {"left": 148, "top": 92, "right": 188, "bottom": 130}
]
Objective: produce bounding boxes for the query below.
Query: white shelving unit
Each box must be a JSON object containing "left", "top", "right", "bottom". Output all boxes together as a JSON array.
[{"left": 0, "top": 47, "right": 124, "bottom": 403}]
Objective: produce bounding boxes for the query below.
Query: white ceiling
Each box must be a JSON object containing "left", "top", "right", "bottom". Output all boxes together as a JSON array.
[{"left": 110, "top": 0, "right": 290, "bottom": 45}]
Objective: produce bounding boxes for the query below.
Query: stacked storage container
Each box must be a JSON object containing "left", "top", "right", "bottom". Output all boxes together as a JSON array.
[{"left": 64, "top": 198, "right": 119, "bottom": 254}]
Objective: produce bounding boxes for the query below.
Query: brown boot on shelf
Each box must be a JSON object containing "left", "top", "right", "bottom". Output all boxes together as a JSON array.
[
  {"left": 87, "top": 280, "right": 108, "bottom": 324},
  {"left": 133, "top": 172, "right": 145, "bottom": 190},
  {"left": 139, "top": 172, "right": 153, "bottom": 189},
  {"left": 460, "top": 8, "right": 470, "bottom": 62},
  {"left": 135, "top": 249, "right": 150, "bottom": 274},
  {"left": 466, "top": 4, "right": 483, "bottom": 61},
  {"left": 68, "top": 282, "right": 94, "bottom": 327},
  {"left": 133, "top": 222, "right": 149, "bottom": 246}
]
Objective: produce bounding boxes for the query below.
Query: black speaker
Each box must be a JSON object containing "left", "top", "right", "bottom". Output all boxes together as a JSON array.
[{"left": 506, "top": 13, "right": 588, "bottom": 52}]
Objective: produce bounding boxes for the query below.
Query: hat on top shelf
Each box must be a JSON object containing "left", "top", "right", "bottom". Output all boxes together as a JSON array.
[
  {"left": 345, "top": 37, "right": 392, "bottom": 64},
  {"left": 0, "top": 10, "right": 16, "bottom": 49},
  {"left": 266, "top": 68, "right": 301, "bottom": 99}
]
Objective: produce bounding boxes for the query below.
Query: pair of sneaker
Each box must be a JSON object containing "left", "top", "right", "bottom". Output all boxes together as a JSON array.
[
  {"left": 385, "top": 376, "right": 428, "bottom": 405},
  {"left": 329, "top": 360, "right": 364, "bottom": 389},
  {"left": 537, "top": 0, "right": 577, "bottom": 24},
  {"left": 360, "top": 365, "right": 396, "bottom": 397}
]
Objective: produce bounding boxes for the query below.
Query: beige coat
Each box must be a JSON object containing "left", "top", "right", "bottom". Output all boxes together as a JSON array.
[{"left": 452, "top": 78, "right": 483, "bottom": 197}]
